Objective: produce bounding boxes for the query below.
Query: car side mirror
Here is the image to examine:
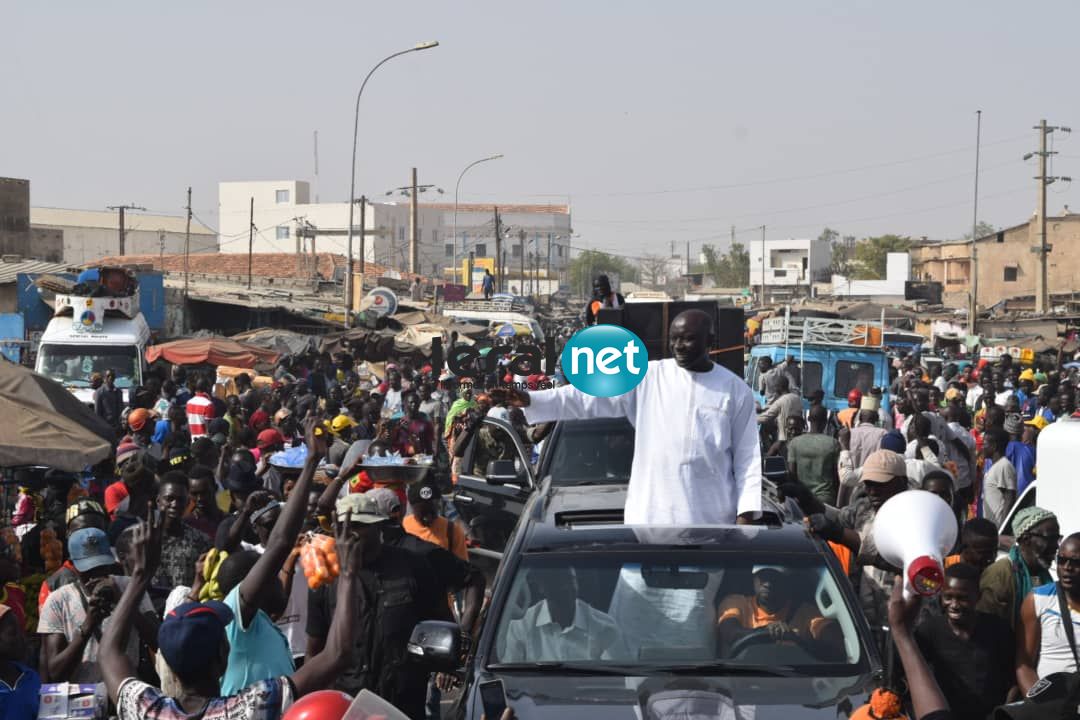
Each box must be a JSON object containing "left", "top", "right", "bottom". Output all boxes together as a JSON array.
[
  {"left": 486, "top": 459, "right": 519, "bottom": 486},
  {"left": 407, "top": 620, "right": 464, "bottom": 671}
]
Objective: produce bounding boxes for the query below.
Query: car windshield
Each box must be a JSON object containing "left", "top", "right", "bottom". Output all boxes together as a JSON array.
[
  {"left": 546, "top": 419, "right": 635, "bottom": 486},
  {"left": 38, "top": 344, "right": 140, "bottom": 389},
  {"left": 489, "top": 550, "right": 865, "bottom": 674}
]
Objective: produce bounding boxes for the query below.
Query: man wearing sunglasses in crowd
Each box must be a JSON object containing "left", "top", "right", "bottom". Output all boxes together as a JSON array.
[{"left": 1016, "top": 532, "right": 1080, "bottom": 693}]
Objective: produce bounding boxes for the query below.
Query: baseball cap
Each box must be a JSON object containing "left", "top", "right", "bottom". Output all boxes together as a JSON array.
[
  {"left": 66, "top": 498, "right": 106, "bottom": 527},
  {"left": 330, "top": 414, "right": 357, "bottom": 435},
  {"left": 68, "top": 528, "right": 117, "bottom": 573},
  {"left": 367, "top": 487, "right": 403, "bottom": 517},
  {"left": 1026, "top": 415, "right": 1049, "bottom": 431},
  {"left": 994, "top": 672, "right": 1080, "bottom": 719},
  {"left": 1019, "top": 368, "right": 1036, "bottom": 382},
  {"left": 335, "top": 493, "right": 388, "bottom": 524},
  {"left": 407, "top": 479, "right": 442, "bottom": 504},
  {"left": 207, "top": 418, "right": 230, "bottom": 446},
  {"left": 127, "top": 408, "right": 151, "bottom": 432},
  {"left": 256, "top": 428, "right": 285, "bottom": 450},
  {"left": 945, "top": 387, "right": 963, "bottom": 402},
  {"left": 224, "top": 463, "right": 259, "bottom": 494},
  {"left": 157, "top": 601, "right": 234, "bottom": 682},
  {"left": 751, "top": 564, "right": 790, "bottom": 575},
  {"left": 862, "top": 450, "right": 907, "bottom": 484}
]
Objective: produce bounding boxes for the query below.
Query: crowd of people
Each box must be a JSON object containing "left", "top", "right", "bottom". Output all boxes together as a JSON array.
[
  {"left": 757, "top": 350, "right": 1080, "bottom": 719},
  {"left": 1, "top": 348, "right": 527, "bottom": 720}
]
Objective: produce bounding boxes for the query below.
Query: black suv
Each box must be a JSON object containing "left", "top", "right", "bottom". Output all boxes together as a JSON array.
[{"left": 412, "top": 505, "right": 881, "bottom": 719}]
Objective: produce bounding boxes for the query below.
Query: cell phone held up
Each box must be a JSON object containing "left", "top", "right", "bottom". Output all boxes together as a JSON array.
[{"left": 479, "top": 678, "right": 507, "bottom": 718}]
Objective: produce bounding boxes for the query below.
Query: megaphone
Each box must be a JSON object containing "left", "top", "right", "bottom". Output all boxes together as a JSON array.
[{"left": 872, "top": 489, "right": 957, "bottom": 597}]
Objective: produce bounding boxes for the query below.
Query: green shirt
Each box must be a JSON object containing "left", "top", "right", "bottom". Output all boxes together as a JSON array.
[{"left": 787, "top": 433, "right": 840, "bottom": 505}]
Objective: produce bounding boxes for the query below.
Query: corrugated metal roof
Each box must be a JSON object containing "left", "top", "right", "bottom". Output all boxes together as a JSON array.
[
  {"left": 0, "top": 259, "right": 80, "bottom": 285},
  {"left": 30, "top": 207, "right": 215, "bottom": 236}
]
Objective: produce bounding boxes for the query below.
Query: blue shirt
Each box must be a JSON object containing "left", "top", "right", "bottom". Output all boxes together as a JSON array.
[
  {"left": 220, "top": 585, "right": 294, "bottom": 696},
  {"left": 0, "top": 663, "right": 41, "bottom": 720},
  {"left": 1006, "top": 440, "right": 1036, "bottom": 495}
]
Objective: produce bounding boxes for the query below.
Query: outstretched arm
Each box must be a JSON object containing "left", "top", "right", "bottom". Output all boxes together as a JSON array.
[{"left": 237, "top": 417, "right": 326, "bottom": 627}]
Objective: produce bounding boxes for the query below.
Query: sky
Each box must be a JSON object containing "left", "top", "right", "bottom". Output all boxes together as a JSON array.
[{"left": 5, "top": 1, "right": 1080, "bottom": 262}]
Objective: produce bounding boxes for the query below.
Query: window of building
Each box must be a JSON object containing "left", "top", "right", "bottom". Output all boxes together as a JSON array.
[
  {"left": 444, "top": 243, "right": 454, "bottom": 257},
  {"left": 432, "top": 229, "right": 438, "bottom": 244},
  {"left": 1004, "top": 266, "right": 1018, "bottom": 282},
  {"left": 773, "top": 269, "right": 787, "bottom": 278},
  {"left": 996, "top": 232, "right": 1005, "bottom": 243},
  {"left": 275, "top": 189, "right": 289, "bottom": 204},
  {"left": 512, "top": 244, "right": 522, "bottom": 258},
  {"left": 276, "top": 226, "right": 289, "bottom": 240},
  {"left": 834, "top": 361, "right": 874, "bottom": 397},
  {"left": 475, "top": 243, "right": 487, "bottom": 256},
  {"left": 557, "top": 245, "right": 564, "bottom": 257},
  {"left": 398, "top": 226, "right": 405, "bottom": 242}
]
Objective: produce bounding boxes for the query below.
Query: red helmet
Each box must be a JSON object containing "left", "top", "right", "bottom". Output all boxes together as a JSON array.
[
  {"left": 282, "top": 691, "right": 353, "bottom": 720},
  {"left": 847, "top": 389, "right": 863, "bottom": 406}
]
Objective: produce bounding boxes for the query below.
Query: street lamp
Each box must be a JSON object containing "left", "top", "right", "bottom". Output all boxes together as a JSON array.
[
  {"left": 453, "top": 154, "right": 503, "bottom": 284},
  {"left": 345, "top": 40, "right": 440, "bottom": 327}
]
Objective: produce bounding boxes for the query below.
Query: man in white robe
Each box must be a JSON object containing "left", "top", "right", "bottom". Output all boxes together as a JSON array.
[{"left": 501, "top": 309, "right": 762, "bottom": 525}]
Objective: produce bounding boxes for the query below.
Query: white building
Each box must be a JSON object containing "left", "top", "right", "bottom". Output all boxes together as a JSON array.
[
  {"left": 830, "top": 252, "right": 911, "bottom": 299},
  {"left": 30, "top": 208, "right": 218, "bottom": 266},
  {"left": 218, "top": 180, "right": 572, "bottom": 282},
  {"left": 749, "top": 237, "right": 830, "bottom": 302}
]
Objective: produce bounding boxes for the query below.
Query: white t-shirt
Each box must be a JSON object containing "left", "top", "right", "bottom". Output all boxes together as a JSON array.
[
  {"left": 983, "top": 457, "right": 1017, "bottom": 528},
  {"left": 274, "top": 567, "right": 310, "bottom": 659},
  {"left": 1032, "top": 583, "right": 1080, "bottom": 679}
]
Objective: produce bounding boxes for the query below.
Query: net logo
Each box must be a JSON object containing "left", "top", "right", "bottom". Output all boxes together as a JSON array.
[{"left": 561, "top": 325, "right": 647, "bottom": 397}]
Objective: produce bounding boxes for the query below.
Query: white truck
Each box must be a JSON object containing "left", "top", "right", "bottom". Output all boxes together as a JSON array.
[{"left": 34, "top": 268, "right": 151, "bottom": 407}]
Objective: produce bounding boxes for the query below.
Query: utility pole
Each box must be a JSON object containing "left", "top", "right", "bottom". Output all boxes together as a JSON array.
[
  {"left": 409, "top": 167, "right": 419, "bottom": 275},
  {"left": 546, "top": 234, "right": 552, "bottom": 298},
  {"left": 760, "top": 225, "right": 767, "bottom": 306},
  {"left": 247, "top": 197, "right": 254, "bottom": 289},
  {"left": 968, "top": 110, "right": 982, "bottom": 335},
  {"left": 158, "top": 229, "right": 165, "bottom": 270},
  {"left": 183, "top": 188, "right": 191, "bottom": 332},
  {"left": 494, "top": 206, "right": 503, "bottom": 292},
  {"left": 356, "top": 195, "right": 367, "bottom": 304},
  {"left": 1029, "top": 119, "right": 1072, "bottom": 313},
  {"left": 107, "top": 203, "right": 145, "bottom": 256},
  {"left": 519, "top": 229, "right": 526, "bottom": 295}
]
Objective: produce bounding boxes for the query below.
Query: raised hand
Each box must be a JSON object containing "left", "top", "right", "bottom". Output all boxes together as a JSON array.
[
  {"left": 131, "top": 506, "right": 164, "bottom": 581},
  {"left": 304, "top": 415, "right": 328, "bottom": 457}
]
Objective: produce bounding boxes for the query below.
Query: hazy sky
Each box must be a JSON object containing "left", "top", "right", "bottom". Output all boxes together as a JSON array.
[{"left": 6, "top": 1, "right": 1080, "bottom": 260}]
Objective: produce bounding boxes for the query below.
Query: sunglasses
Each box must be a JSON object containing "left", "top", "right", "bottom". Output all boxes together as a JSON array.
[{"left": 1057, "top": 556, "right": 1080, "bottom": 569}]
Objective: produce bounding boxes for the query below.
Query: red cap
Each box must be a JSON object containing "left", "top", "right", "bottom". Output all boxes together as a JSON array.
[
  {"left": 847, "top": 389, "right": 863, "bottom": 406},
  {"left": 907, "top": 555, "right": 944, "bottom": 596},
  {"left": 281, "top": 690, "right": 353, "bottom": 720},
  {"left": 256, "top": 428, "right": 284, "bottom": 449}
]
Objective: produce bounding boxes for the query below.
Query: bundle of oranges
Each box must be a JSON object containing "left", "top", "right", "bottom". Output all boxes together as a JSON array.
[
  {"left": 299, "top": 533, "right": 340, "bottom": 589},
  {"left": 40, "top": 528, "right": 63, "bottom": 573}
]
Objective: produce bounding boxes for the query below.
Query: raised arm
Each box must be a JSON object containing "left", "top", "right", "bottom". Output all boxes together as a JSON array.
[
  {"left": 1015, "top": 593, "right": 1041, "bottom": 694},
  {"left": 502, "top": 383, "right": 635, "bottom": 425},
  {"left": 888, "top": 578, "right": 949, "bottom": 718},
  {"left": 237, "top": 417, "right": 326, "bottom": 627}
]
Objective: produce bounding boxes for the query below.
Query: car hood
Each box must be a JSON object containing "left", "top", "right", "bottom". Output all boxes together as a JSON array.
[{"left": 465, "top": 673, "right": 875, "bottom": 719}]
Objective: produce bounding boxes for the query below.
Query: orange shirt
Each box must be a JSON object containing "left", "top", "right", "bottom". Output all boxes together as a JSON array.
[
  {"left": 837, "top": 408, "right": 858, "bottom": 429},
  {"left": 717, "top": 595, "right": 831, "bottom": 639},
  {"left": 402, "top": 515, "right": 468, "bottom": 561}
]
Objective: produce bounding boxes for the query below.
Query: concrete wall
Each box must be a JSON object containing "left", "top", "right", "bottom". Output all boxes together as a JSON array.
[
  {"left": 0, "top": 178, "right": 31, "bottom": 258},
  {"left": 830, "top": 252, "right": 911, "bottom": 297},
  {"left": 29, "top": 227, "right": 63, "bottom": 262},
  {"left": 749, "top": 238, "right": 829, "bottom": 287},
  {"left": 37, "top": 226, "right": 218, "bottom": 266}
]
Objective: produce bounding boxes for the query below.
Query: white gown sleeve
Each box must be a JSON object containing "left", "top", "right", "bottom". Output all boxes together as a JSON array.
[
  {"left": 728, "top": 383, "right": 763, "bottom": 517},
  {"left": 522, "top": 383, "right": 636, "bottom": 425}
]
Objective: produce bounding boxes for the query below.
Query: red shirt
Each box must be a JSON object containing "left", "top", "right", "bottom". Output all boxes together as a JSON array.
[{"left": 185, "top": 392, "right": 216, "bottom": 438}]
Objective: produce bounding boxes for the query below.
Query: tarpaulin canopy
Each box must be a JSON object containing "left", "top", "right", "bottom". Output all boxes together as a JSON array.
[
  {"left": 146, "top": 338, "right": 281, "bottom": 369},
  {"left": 394, "top": 324, "right": 474, "bottom": 356},
  {"left": 0, "top": 361, "right": 114, "bottom": 470},
  {"left": 230, "top": 328, "right": 317, "bottom": 357}
]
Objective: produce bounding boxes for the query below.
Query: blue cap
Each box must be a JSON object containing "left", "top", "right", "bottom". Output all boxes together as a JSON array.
[
  {"left": 67, "top": 528, "right": 116, "bottom": 573},
  {"left": 158, "top": 601, "right": 234, "bottom": 680},
  {"left": 880, "top": 429, "right": 907, "bottom": 454}
]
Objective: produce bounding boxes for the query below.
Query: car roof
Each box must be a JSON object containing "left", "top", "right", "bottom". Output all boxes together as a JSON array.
[{"left": 522, "top": 516, "right": 824, "bottom": 555}]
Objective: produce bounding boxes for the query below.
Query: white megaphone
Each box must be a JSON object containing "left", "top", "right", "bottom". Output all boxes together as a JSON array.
[{"left": 872, "top": 490, "right": 957, "bottom": 598}]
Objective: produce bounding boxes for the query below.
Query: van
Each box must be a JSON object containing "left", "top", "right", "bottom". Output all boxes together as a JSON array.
[{"left": 748, "top": 309, "right": 893, "bottom": 415}]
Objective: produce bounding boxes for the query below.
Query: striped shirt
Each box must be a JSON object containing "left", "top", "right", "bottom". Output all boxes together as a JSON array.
[{"left": 185, "top": 393, "right": 215, "bottom": 439}]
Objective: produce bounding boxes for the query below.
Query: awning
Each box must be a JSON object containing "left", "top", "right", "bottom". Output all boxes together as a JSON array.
[{"left": 146, "top": 338, "right": 281, "bottom": 369}]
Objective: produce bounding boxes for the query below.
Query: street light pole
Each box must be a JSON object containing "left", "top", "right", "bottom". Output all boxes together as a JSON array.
[
  {"left": 345, "top": 41, "right": 439, "bottom": 327},
  {"left": 453, "top": 154, "right": 503, "bottom": 284}
]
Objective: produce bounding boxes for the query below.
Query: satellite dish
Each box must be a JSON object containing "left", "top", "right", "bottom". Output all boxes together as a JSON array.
[{"left": 360, "top": 287, "right": 398, "bottom": 317}]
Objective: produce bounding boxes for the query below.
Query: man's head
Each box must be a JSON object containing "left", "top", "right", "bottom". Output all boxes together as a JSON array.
[
  {"left": 217, "top": 550, "right": 286, "bottom": 617},
  {"left": 860, "top": 450, "right": 908, "bottom": 510},
  {"left": 752, "top": 565, "right": 791, "bottom": 613},
  {"left": 1056, "top": 533, "right": 1080, "bottom": 597},
  {"left": 921, "top": 470, "right": 955, "bottom": 509},
  {"left": 256, "top": 428, "right": 285, "bottom": 455},
  {"left": 195, "top": 377, "right": 211, "bottom": 395},
  {"left": 66, "top": 498, "right": 108, "bottom": 534},
  {"left": 980, "top": 372, "right": 995, "bottom": 391},
  {"left": 912, "top": 387, "right": 931, "bottom": 413},
  {"left": 157, "top": 471, "right": 190, "bottom": 526},
  {"left": 336, "top": 493, "right": 388, "bottom": 564},
  {"left": 669, "top": 310, "right": 712, "bottom": 371},
  {"left": 992, "top": 371, "right": 1006, "bottom": 393},
  {"left": 785, "top": 414, "right": 805, "bottom": 440},
  {"left": 1015, "top": 506, "right": 1060, "bottom": 571},
  {"left": 847, "top": 389, "right": 863, "bottom": 409},
  {"left": 958, "top": 518, "right": 999, "bottom": 572},
  {"left": 857, "top": 408, "right": 879, "bottom": 426},
  {"left": 366, "top": 488, "right": 403, "bottom": 524},
  {"left": 387, "top": 369, "right": 402, "bottom": 390},
  {"left": 188, "top": 466, "right": 217, "bottom": 516},
  {"left": 157, "top": 601, "right": 233, "bottom": 687},
  {"left": 330, "top": 414, "right": 357, "bottom": 442},
  {"left": 534, "top": 566, "right": 579, "bottom": 628},
  {"left": 226, "top": 394, "right": 242, "bottom": 417},
  {"left": 983, "top": 427, "right": 1009, "bottom": 459},
  {"left": 759, "top": 357, "right": 774, "bottom": 373},
  {"left": 403, "top": 390, "right": 421, "bottom": 419},
  {"left": 0, "top": 604, "right": 27, "bottom": 664},
  {"left": 104, "top": 369, "right": 116, "bottom": 387},
  {"left": 127, "top": 408, "right": 152, "bottom": 439},
  {"left": 68, "top": 527, "right": 120, "bottom": 581},
  {"left": 593, "top": 275, "right": 612, "bottom": 299},
  {"left": 250, "top": 501, "right": 282, "bottom": 547},
  {"left": 908, "top": 412, "right": 931, "bottom": 442},
  {"left": 407, "top": 480, "right": 442, "bottom": 527},
  {"left": 941, "top": 563, "right": 981, "bottom": 628}
]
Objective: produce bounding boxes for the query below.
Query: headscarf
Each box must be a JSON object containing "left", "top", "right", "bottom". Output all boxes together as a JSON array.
[{"left": 444, "top": 397, "right": 477, "bottom": 432}]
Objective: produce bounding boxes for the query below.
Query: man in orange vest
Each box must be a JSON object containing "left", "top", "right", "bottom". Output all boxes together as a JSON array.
[
  {"left": 584, "top": 274, "right": 625, "bottom": 325},
  {"left": 837, "top": 389, "right": 862, "bottom": 429}
]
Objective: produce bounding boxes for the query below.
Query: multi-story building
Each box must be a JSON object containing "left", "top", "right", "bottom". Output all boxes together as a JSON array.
[
  {"left": 749, "top": 237, "right": 831, "bottom": 303},
  {"left": 218, "top": 180, "right": 572, "bottom": 283}
]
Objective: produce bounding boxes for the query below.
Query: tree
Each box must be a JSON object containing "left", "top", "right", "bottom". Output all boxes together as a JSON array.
[
  {"left": 702, "top": 242, "right": 750, "bottom": 287},
  {"left": 639, "top": 254, "right": 672, "bottom": 288},
  {"left": 962, "top": 221, "right": 997, "bottom": 241},
  {"left": 568, "top": 250, "right": 640, "bottom": 297},
  {"left": 851, "top": 234, "right": 914, "bottom": 279}
]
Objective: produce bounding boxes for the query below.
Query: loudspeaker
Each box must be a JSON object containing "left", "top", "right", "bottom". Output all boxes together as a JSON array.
[
  {"left": 871, "top": 490, "right": 958, "bottom": 597},
  {"left": 595, "top": 302, "right": 744, "bottom": 377}
]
